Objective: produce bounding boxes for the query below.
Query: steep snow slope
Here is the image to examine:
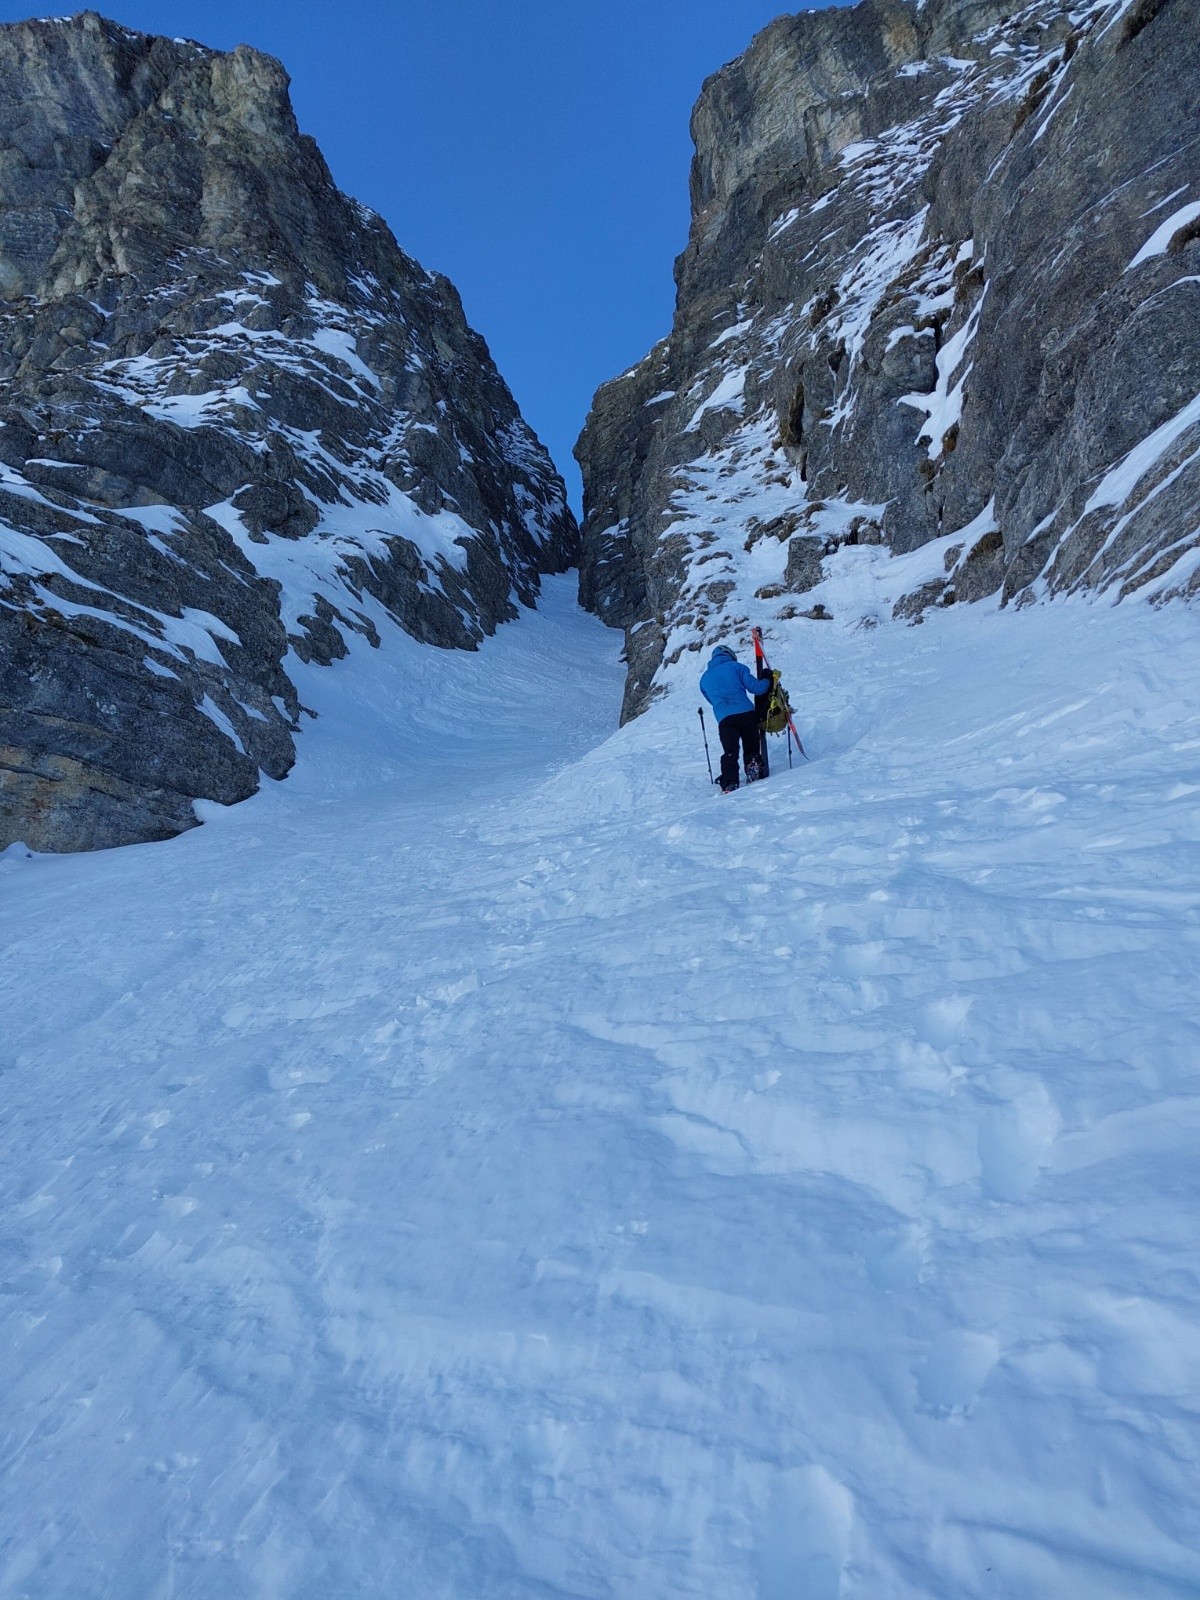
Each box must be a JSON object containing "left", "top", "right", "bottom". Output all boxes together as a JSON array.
[{"left": 3, "top": 581, "right": 1200, "bottom": 1597}]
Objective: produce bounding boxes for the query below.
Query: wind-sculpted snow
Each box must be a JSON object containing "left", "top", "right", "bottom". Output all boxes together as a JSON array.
[
  {"left": 2, "top": 580, "right": 1200, "bottom": 1596},
  {"left": 577, "top": 0, "right": 1200, "bottom": 719},
  {"left": 0, "top": 14, "right": 575, "bottom": 853}
]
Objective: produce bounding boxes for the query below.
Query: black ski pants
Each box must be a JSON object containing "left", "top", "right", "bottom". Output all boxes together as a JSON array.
[{"left": 717, "top": 709, "right": 762, "bottom": 790}]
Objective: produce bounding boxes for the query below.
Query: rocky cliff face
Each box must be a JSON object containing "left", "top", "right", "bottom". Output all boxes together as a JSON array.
[
  {"left": 576, "top": 0, "right": 1200, "bottom": 721},
  {"left": 0, "top": 12, "right": 575, "bottom": 851}
]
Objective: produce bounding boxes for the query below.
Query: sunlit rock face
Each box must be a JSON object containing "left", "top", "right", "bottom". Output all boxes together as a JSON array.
[
  {"left": 0, "top": 12, "right": 576, "bottom": 852},
  {"left": 576, "top": 0, "right": 1200, "bottom": 721}
]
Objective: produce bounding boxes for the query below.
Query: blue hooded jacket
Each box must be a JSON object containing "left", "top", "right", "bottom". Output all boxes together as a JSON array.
[{"left": 699, "top": 648, "right": 772, "bottom": 723}]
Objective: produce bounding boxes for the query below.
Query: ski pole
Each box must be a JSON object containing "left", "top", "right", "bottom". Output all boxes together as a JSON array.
[{"left": 698, "top": 707, "right": 715, "bottom": 784}]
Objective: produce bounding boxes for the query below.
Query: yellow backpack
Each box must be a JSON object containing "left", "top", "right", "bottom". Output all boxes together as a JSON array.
[{"left": 763, "top": 670, "right": 792, "bottom": 735}]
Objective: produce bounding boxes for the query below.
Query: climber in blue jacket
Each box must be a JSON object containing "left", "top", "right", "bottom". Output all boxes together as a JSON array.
[{"left": 699, "top": 644, "right": 772, "bottom": 792}]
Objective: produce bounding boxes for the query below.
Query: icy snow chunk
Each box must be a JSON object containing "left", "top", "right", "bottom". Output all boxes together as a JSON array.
[
  {"left": 142, "top": 657, "right": 180, "bottom": 680},
  {"left": 900, "top": 288, "right": 985, "bottom": 455},
  {"left": 683, "top": 366, "right": 746, "bottom": 432},
  {"left": 1, "top": 521, "right": 91, "bottom": 582},
  {"left": 0, "top": 462, "right": 99, "bottom": 523},
  {"left": 168, "top": 609, "right": 241, "bottom": 663},
  {"left": 190, "top": 796, "right": 239, "bottom": 823},
  {"left": 1135, "top": 542, "right": 1200, "bottom": 598},
  {"left": 917, "top": 1330, "right": 1001, "bottom": 1413},
  {"left": 1082, "top": 391, "right": 1200, "bottom": 515},
  {"left": 27, "top": 584, "right": 184, "bottom": 659},
  {"left": 1126, "top": 198, "right": 1200, "bottom": 272},
  {"left": 310, "top": 327, "right": 381, "bottom": 390},
  {"left": 1032, "top": 81, "right": 1074, "bottom": 143},
  {"left": 711, "top": 320, "right": 752, "bottom": 349},
  {"left": 824, "top": 210, "right": 930, "bottom": 420},
  {"left": 1095, "top": 1296, "right": 1200, "bottom": 1397},
  {"left": 196, "top": 696, "right": 246, "bottom": 755},
  {"left": 755, "top": 1466, "right": 853, "bottom": 1600},
  {"left": 144, "top": 387, "right": 259, "bottom": 424},
  {"left": 205, "top": 476, "right": 473, "bottom": 641},
  {"left": 978, "top": 1079, "right": 1060, "bottom": 1200},
  {"left": 1143, "top": 185, "right": 1189, "bottom": 217},
  {"left": 116, "top": 505, "right": 186, "bottom": 537},
  {"left": 2, "top": 521, "right": 239, "bottom": 666}
]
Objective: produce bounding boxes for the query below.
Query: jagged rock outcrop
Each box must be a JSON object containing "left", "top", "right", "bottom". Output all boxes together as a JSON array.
[
  {"left": 0, "top": 12, "right": 575, "bottom": 851},
  {"left": 576, "top": 0, "right": 1200, "bottom": 720}
]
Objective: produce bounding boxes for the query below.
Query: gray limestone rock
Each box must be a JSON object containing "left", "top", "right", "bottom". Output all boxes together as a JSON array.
[
  {"left": 576, "top": 0, "right": 1200, "bottom": 716},
  {"left": 0, "top": 13, "right": 576, "bottom": 852},
  {"left": 784, "top": 536, "right": 825, "bottom": 594}
]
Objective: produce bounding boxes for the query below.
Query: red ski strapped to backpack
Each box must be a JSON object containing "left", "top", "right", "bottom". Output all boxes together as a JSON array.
[{"left": 751, "top": 628, "right": 808, "bottom": 761}]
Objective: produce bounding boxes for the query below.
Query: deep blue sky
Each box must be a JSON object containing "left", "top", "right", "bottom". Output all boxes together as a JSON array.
[{"left": 1, "top": 2, "right": 839, "bottom": 508}]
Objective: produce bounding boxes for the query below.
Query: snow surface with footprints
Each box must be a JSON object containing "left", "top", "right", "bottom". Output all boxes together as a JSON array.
[{"left": 3, "top": 576, "right": 1200, "bottom": 1598}]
